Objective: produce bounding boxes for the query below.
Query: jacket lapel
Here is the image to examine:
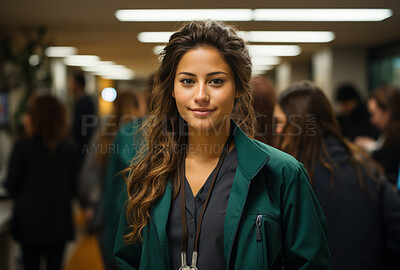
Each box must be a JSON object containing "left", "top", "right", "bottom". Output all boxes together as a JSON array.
[
  {"left": 224, "top": 122, "right": 271, "bottom": 269},
  {"left": 152, "top": 182, "right": 172, "bottom": 270}
]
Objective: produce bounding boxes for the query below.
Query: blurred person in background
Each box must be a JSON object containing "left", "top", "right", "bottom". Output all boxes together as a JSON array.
[
  {"left": 5, "top": 94, "right": 79, "bottom": 270},
  {"left": 335, "top": 83, "right": 379, "bottom": 141},
  {"left": 77, "top": 90, "right": 141, "bottom": 268},
  {"left": 273, "top": 81, "right": 400, "bottom": 270},
  {"left": 69, "top": 71, "right": 96, "bottom": 164},
  {"left": 101, "top": 77, "right": 152, "bottom": 270},
  {"left": 252, "top": 76, "right": 277, "bottom": 145},
  {"left": 355, "top": 86, "right": 400, "bottom": 185}
]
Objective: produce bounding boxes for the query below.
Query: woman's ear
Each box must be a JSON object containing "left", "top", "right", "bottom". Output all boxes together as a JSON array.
[
  {"left": 235, "top": 91, "right": 241, "bottom": 99},
  {"left": 172, "top": 89, "right": 175, "bottom": 98}
]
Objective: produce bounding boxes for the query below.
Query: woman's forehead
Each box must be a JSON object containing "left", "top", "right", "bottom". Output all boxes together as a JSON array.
[{"left": 176, "top": 47, "right": 232, "bottom": 76}]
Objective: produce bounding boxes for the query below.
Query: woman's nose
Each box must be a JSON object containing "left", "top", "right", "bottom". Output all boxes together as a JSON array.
[{"left": 194, "top": 83, "right": 210, "bottom": 103}]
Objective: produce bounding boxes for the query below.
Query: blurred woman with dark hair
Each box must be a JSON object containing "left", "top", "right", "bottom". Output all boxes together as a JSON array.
[
  {"left": 273, "top": 81, "right": 400, "bottom": 270},
  {"left": 356, "top": 86, "right": 400, "bottom": 184},
  {"left": 5, "top": 94, "right": 79, "bottom": 270},
  {"left": 252, "top": 76, "right": 277, "bottom": 145}
]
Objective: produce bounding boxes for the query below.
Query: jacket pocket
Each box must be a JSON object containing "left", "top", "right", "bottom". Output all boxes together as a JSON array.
[
  {"left": 248, "top": 211, "right": 282, "bottom": 269},
  {"left": 255, "top": 214, "right": 266, "bottom": 267}
]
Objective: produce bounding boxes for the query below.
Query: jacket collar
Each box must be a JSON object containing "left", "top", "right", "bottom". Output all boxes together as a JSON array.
[{"left": 232, "top": 121, "right": 270, "bottom": 180}]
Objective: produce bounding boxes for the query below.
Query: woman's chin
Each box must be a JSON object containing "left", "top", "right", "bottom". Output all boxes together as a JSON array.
[{"left": 186, "top": 118, "right": 230, "bottom": 136}]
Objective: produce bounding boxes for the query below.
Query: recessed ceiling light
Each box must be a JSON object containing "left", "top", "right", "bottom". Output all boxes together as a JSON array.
[
  {"left": 101, "top": 87, "right": 117, "bottom": 102},
  {"left": 253, "top": 9, "right": 393, "bottom": 21},
  {"left": 249, "top": 45, "right": 301, "bottom": 57},
  {"left": 116, "top": 9, "right": 253, "bottom": 22},
  {"left": 45, "top": 46, "right": 77, "bottom": 57}
]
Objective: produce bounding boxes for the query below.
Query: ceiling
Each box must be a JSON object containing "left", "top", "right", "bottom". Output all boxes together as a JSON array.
[{"left": 1, "top": 0, "right": 399, "bottom": 79}]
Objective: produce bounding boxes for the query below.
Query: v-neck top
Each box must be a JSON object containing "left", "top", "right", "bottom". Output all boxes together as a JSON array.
[{"left": 166, "top": 147, "right": 238, "bottom": 270}]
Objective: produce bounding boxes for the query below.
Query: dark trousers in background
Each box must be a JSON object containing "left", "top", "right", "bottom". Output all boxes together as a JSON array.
[{"left": 21, "top": 242, "right": 65, "bottom": 270}]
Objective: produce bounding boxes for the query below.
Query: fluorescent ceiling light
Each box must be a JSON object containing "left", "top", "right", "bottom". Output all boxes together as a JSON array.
[
  {"left": 251, "top": 56, "right": 281, "bottom": 66},
  {"left": 253, "top": 65, "right": 274, "bottom": 70},
  {"left": 64, "top": 55, "right": 100, "bottom": 66},
  {"left": 141, "top": 31, "right": 334, "bottom": 43},
  {"left": 245, "top": 31, "right": 335, "bottom": 43},
  {"left": 117, "top": 8, "right": 392, "bottom": 22},
  {"left": 82, "top": 61, "right": 117, "bottom": 73},
  {"left": 45, "top": 46, "right": 77, "bottom": 57},
  {"left": 253, "top": 9, "right": 393, "bottom": 21},
  {"left": 155, "top": 45, "right": 299, "bottom": 57},
  {"left": 101, "top": 74, "right": 135, "bottom": 80},
  {"left": 116, "top": 9, "right": 253, "bottom": 22},
  {"left": 154, "top": 45, "right": 298, "bottom": 58},
  {"left": 249, "top": 45, "right": 301, "bottom": 57},
  {"left": 95, "top": 69, "right": 134, "bottom": 77},
  {"left": 153, "top": 45, "right": 165, "bottom": 55},
  {"left": 138, "top": 32, "right": 174, "bottom": 43},
  {"left": 95, "top": 66, "right": 135, "bottom": 80}
]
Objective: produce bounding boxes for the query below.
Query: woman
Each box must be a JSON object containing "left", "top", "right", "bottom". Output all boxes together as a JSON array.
[
  {"left": 274, "top": 81, "right": 400, "bottom": 270},
  {"left": 114, "top": 21, "right": 331, "bottom": 270},
  {"left": 5, "top": 95, "right": 79, "bottom": 270},
  {"left": 252, "top": 76, "right": 277, "bottom": 145},
  {"left": 355, "top": 86, "right": 400, "bottom": 184}
]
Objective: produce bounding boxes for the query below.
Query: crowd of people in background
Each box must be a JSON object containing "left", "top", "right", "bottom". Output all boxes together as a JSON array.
[{"left": 4, "top": 68, "right": 400, "bottom": 269}]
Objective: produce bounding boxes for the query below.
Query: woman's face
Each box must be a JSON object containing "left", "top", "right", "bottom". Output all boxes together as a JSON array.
[
  {"left": 368, "top": 98, "right": 390, "bottom": 131},
  {"left": 22, "top": 113, "right": 33, "bottom": 136},
  {"left": 272, "top": 104, "right": 290, "bottom": 148},
  {"left": 173, "top": 46, "right": 239, "bottom": 133}
]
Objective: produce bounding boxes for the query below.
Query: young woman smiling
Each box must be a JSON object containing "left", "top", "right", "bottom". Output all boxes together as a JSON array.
[{"left": 114, "top": 21, "right": 332, "bottom": 270}]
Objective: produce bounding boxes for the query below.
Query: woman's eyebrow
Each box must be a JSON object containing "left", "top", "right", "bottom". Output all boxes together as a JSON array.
[
  {"left": 177, "top": 72, "right": 195, "bottom": 76},
  {"left": 207, "top": 71, "right": 228, "bottom": 76},
  {"left": 177, "top": 71, "right": 228, "bottom": 76}
]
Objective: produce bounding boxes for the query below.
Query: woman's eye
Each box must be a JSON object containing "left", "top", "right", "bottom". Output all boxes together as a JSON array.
[
  {"left": 181, "top": 79, "right": 194, "bottom": 85},
  {"left": 210, "top": 79, "right": 224, "bottom": 85}
]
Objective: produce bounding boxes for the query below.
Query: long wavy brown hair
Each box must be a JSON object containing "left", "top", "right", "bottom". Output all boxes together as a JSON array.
[
  {"left": 27, "top": 94, "right": 68, "bottom": 151},
  {"left": 369, "top": 86, "right": 400, "bottom": 147},
  {"left": 124, "top": 20, "right": 255, "bottom": 243},
  {"left": 277, "top": 81, "right": 381, "bottom": 188}
]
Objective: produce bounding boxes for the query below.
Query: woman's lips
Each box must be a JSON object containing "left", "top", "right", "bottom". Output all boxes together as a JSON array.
[{"left": 190, "top": 108, "right": 216, "bottom": 117}]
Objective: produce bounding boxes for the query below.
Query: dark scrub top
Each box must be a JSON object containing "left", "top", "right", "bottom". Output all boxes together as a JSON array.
[{"left": 167, "top": 147, "right": 238, "bottom": 270}]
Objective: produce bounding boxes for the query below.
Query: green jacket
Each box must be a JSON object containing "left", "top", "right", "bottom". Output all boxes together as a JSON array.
[{"left": 114, "top": 122, "right": 332, "bottom": 270}]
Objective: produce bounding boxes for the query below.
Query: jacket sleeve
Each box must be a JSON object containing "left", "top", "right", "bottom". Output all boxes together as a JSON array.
[
  {"left": 103, "top": 137, "right": 129, "bottom": 267},
  {"left": 113, "top": 191, "right": 142, "bottom": 270},
  {"left": 5, "top": 142, "right": 25, "bottom": 198},
  {"left": 281, "top": 163, "right": 332, "bottom": 270},
  {"left": 380, "top": 178, "right": 400, "bottom": 266}
]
